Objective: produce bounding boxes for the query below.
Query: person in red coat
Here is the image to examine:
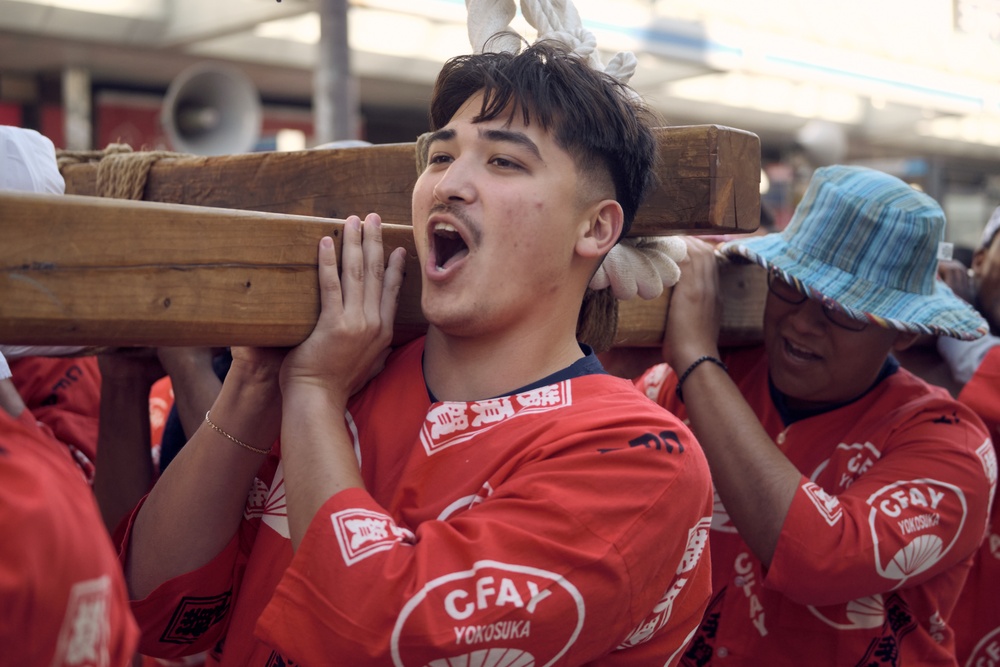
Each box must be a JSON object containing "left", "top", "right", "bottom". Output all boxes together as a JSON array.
[
  {"left": 0, "top": 349, "right": 139, "bottom": 665},
  {"left": 118, "top": 39, "right": 714, "bottom": 666},
  {"left": 636, "top": 165, "right": 993, "bottom": 666},
  {"left": 936, "top": 206, "right": 1000, "bottom": 667}
]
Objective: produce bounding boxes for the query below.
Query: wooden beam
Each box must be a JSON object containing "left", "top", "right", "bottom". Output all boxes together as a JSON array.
[
  {"left": 60, "top": 125, "right": 761, "bottom": 236},
  {"left": 615, "top": 259, "right": 766, "bottom": 347},
  {"left": 1, "top": 192, "right": 423, "bottom": 348},
  {"left": 0, "top": 191, "right": 766, "bottom": 348}
]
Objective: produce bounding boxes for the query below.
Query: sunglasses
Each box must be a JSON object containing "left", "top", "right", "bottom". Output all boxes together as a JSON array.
[{"left": 767, "top": 269, "right": 869, "bottom": 332}]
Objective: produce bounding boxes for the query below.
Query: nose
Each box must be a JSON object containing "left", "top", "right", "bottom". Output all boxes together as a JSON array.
[
  {"left": 785, "top": 297, "right": 829, "bottom": 335},
  {"left": 431, "top": 159, "right": 476, "bottom": 205}
]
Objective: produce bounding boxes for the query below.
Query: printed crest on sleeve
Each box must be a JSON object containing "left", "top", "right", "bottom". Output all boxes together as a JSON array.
[
  {"left": 619, "top": 515, "right": 711, "bottom": 649},
  {"left": 865, "top": 478, "right": 967, "bottom": 584},
  {"left": 390, "top": 560, "right": 584, "bottom": 667},
  {"left": 331, "top": 507, "right": 416, "bottom": 566},
  {"left": 802, "top": 481, "right": 844, "bottom": 527},
  {"left": 420, "top": 382, "right": 573, "bottom": 455},
  {"left": 640, "top": 364, "right": 670, "bottom": 402},
  {"left": 51, "top": 575, "right": 112, "bottom": 667}
]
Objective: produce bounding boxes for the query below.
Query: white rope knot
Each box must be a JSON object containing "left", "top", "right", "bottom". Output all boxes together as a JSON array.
[
  {"left": 467, "top": 0, "right": 519, "bottom": 54},
  {"left": 543, "top": 28, "right": 596, "bottom": 59},
  {"left": 590, "top": 237, "right": 687, "bottom": 300},
  {"left": 466, "top": 0, "right": 621, "bottom": 75},
  {"left": 604, "top": 51, "right": 638, "bottom": 86}
]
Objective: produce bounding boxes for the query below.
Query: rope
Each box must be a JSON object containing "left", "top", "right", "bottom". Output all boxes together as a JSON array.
[
  {"left": 57, "top": 143, "right": 193, "bottom": 200},
  {"left": 55, "top": 142, "right": 133, "bottom": 171},
  {"left": 466, "top": 0, "right": 520, "bottom": 55},
  {"left": 466, "top": 0, "right": 636, "bottom": 90}
]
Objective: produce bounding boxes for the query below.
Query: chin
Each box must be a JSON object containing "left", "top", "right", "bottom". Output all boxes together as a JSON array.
[
  {"left": 422, "top": 302, "right": 482, "bottom": 337},
  {"left": 767, "top": 362, "right": 810, "bottom": 399}
]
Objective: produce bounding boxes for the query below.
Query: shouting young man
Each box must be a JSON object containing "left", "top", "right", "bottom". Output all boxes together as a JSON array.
[{"left": 121, "top": 40, "right": 713, "bottom": 666}]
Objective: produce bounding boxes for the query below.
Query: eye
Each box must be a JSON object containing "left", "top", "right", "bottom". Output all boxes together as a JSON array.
[
  {"left": 428, "top": 152, "right": 453, "bottom": 166},
  {"left": 489, "top": 156, "right": 523, "bottom": 170}
]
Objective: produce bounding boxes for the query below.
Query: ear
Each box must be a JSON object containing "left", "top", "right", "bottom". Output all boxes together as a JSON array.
[
  {"left": 891, "top": 332, "right": 921, "bottom": 352},
  {"left": 576, "top": 199, "right": 624, "bottom": 259},
  {"left": 971, "top": 247, "right": 987, "bottom": 273}
]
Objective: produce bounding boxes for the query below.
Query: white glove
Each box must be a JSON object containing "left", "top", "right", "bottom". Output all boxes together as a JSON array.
[{"left": 589, "top": 236, "right": 687, "bottom": 300}]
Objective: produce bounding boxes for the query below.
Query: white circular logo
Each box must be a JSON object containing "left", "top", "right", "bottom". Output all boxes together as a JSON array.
[
  {"left": 866, "top": 479, "right": 967, "bottom": 585},
  {"left": 391, "top": 560, "right": 584, "bottom": 667}
]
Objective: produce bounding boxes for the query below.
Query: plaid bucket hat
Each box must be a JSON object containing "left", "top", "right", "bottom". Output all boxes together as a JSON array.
[{"left": 721, "top": 165, "right": 987, "bottom": 340}]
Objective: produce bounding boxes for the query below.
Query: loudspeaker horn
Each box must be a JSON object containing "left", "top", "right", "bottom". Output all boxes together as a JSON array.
[{"left": 162, "top": 63, "right": 262, "bottom": 156}]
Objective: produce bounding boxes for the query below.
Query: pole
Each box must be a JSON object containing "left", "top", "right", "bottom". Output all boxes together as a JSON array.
[{"left": 314, "top": 0, "right": 358, "bottom": 144}]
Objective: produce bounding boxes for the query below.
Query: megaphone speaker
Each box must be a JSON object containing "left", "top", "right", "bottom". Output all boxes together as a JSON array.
[{"left": 162, "top": 63, "right": 262, "bottom": 156}]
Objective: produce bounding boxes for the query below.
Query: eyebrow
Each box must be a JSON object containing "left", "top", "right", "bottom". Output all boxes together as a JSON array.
[
  {"left": 426, "top": 127, "right": 543, "bottom": 162},
  {"left": 479, "top": 128, "right": 543, "bottom": 161},
  {"left": 425, "top": 128, "right": 455, "bottom": 146}
]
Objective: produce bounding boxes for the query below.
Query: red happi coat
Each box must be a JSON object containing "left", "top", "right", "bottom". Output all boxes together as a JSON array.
[
  {"left": 637, "top": 345, "right": 995, "bottom": 667},
  {"left": 125, "top": 338, "right": 714, "bottom": 666}
]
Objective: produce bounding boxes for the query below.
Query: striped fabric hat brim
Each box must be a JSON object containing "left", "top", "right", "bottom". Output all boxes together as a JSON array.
[{"left": 723, "top": 234, "right": 989, "bottom": 340}]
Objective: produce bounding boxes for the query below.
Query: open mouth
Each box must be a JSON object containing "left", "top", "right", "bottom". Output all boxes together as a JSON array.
[
  {"left": 784, "top": 337, "right": 821, "bottom": 361},
  {"left": 433, "top": 222, "right": 469, "bottom": 270}
]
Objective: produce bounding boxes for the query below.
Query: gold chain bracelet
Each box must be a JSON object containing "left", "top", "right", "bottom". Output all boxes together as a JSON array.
[{"left": 204, "top": 410, "right": 271, "bottom": 455}]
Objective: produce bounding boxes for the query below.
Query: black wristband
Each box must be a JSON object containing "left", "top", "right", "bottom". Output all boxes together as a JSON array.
[{"left": 675, "top": 355, "right": 728, "bottom": 403}]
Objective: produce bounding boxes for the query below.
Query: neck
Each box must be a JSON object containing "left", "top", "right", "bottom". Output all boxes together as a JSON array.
[{"left": 423, "top": 323, "right": 585, "bottom": 402}]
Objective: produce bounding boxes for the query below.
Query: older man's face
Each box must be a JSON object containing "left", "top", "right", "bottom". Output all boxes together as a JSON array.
[{"left": 761, "top": 290, "right": 905, "bottom": 410}]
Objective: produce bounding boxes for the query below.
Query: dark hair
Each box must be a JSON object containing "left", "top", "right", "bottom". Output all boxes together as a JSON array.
[{"left": 428, "top": 38, "right": 658, "bottom": 239}]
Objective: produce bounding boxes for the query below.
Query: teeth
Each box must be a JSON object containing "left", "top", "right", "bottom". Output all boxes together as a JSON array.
[
  {"left": 786, "top": 339, "right": 817, "bottom": 359},
  {"left": 432, "top": 220, "right": 469, "bottom": 271}
]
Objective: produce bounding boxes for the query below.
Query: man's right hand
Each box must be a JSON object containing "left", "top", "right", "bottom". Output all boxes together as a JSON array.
[
  {"left": 662, "top": 237, "right": 724, "bottom": 373},
  {"left": 279, "top": 213, "right": 406, "bottom": 411}
]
